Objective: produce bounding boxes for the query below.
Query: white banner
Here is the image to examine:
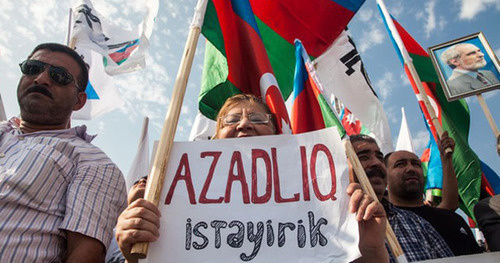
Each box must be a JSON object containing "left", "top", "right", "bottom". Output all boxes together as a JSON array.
[
  {"left": 72, "top": 0, "right": 159, "bottom": 75},
  {"left": 72, "top": 47, "right": 124, "bottom": 120},
  {"left": 313, "top": 30, "right": 393, "bottom": 154},
  {"left": 149, "top": 127, "right": 360, "bottom": 263}
]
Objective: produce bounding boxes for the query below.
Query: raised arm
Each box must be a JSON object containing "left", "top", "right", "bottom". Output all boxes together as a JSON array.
[{"left": 436, "top": 131, "right": 459, "bottom": 211}]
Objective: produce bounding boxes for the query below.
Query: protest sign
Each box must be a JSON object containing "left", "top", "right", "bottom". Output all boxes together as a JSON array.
[{"left": 148, "top": 127, "right": 360, "bottom": 262}]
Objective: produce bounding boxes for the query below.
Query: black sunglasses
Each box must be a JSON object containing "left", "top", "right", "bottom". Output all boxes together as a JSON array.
[{"left": 19, "top": 60, "right": 80, "bottom": 90}]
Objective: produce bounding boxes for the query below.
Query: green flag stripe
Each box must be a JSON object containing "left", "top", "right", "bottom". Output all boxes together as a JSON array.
[
  {"left": 200, "top": 0, "right": 314, "bottom": 119},
  {"left": 410, "top": 51, "right": 481, "bottom": 218},
  {"left": 317, "top": 93, "right": 346, "bottom": 138}
]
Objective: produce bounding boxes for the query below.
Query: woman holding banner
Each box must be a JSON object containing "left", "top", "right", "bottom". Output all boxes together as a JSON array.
[{"left": 115, "top": 94, "right": 389, "bottom": 262}]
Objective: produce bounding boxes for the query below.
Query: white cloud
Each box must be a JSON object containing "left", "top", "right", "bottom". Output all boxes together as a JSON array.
[
  {"left": 384, "top": 106, "right": 399, "bottom": 126},
  {"left": 358, "top": 8, "right": 373, "bottom": 22},
  {"left": 28, "top": 0, "right": 59, "bottom": 36},
  {"left": 457, "top": 0, "right": 500, "bottom": 20},
  {"left": 15, "top": 25, "right": 37, "bottom": 42},
  {"left": 388, "top": 1, "right": 405, "bottom": 17},
  {"left": 437, "top": 16, "right": 447, "bottom": 30},
  {"left": 399, "top": 73, "right": 411, "bottom": 86},
  {"left": 412, "top": 130, "right": 430, "bottom": 155},
  {"left": 0, "top": 0, "right": 14, "bottom": 18},
  {"left": 0, "top": 44, "right": 14, "bottom": 65},
  {"left": 415, "top": 0, "right": 447, "bottom": 38},
  {"left": 358, "top": 24, "right": 385, "bottom": 53},
  {"left": 423, "top": 0, "right": 436, "bottom": 38},
  {"left": 375, "top": 72, "right": 395, "bottom": 100}
]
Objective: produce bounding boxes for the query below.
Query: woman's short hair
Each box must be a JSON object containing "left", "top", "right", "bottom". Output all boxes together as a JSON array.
[{"left": 213, "top": 94, "right": 277, "bottom": 138}]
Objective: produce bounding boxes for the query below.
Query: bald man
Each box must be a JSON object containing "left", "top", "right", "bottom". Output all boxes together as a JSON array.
[{"left": 385, "top": 142, "right": 483, "bottom": 256}]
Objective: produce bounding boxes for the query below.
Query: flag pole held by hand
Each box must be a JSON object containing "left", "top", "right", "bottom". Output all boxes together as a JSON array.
[
  {"left": 130, "top": 0, "right": 209, "bottom": 259},
  {"left": 376, "top": 0, "right": 451, "bottom": 154},
  {"left": 343, "top": 140, "right": 407, "bottom": 263}
]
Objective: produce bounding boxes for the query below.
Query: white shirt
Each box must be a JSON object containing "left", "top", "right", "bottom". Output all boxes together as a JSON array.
[{"left": 0, "top": 118, "right": 127, "bottom": 262}]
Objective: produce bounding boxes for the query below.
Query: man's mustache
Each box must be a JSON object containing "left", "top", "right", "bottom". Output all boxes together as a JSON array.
[
  {"left": 25, "top": 85, "right": 53, "bottom": 99},
  {"left": 366, "top": 166, "right": 386, "bottom": 179}
]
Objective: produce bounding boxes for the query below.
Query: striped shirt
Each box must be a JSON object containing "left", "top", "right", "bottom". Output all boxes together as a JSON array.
[
  {"left": 382, "top": 198, "right": 454, "bottom": 262},
  {"left": 0, "top": 118, "right": 127, "bottom": 262}
]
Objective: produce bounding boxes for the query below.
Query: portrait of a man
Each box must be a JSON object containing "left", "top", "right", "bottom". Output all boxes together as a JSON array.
[
  {"left": 428, "top": 32, "right": 500, "bottom": 101},
  {"left": 440, "top": 43, "right": 499, "bottom": 96}
]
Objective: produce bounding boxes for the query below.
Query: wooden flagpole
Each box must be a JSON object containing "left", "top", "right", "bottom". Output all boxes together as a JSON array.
[
  {"left": 67, "top": 8, "right": 75, "bottom": 129},
  {"left": 376, "top": 0, "right": 450, "bottom": 149},
  {"left": 476, "top": 94, "right": 500, "bottom": 155},
  {"left": 302, "top": 41, "right": 407, "bottom": 262},
  {"left": 377, "top": 0, "right": 450, "bottom": 207},
  {"left": 0, "top": 92, "right": 6, "bottom": 121},
  {"left": 130, "top": 0, "right": 209, "bottom": 259},
  {"left": 344, "top": 140, "right": 407, "bottom": 262},
  {"left": 67, "top": 8, "right": 74, "bottom": 48}
]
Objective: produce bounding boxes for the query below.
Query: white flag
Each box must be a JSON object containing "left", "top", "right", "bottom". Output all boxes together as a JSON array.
[
  {"left": 126, "top": 117, "right": 150, "bottom": 190},
  {"left": 313, "top": 30, "right": 393, "bottom": 154},
  {"left": 395, "top": 107, "right": 415, "bottom": 152},
  {"left": 188, "top": 111, "right": 217, "bottom": 141},
  {"left": 72, "top": 47, "right": 124, "bottom": 120},
  {"left": 71, "top": 0, "right": 158, "bottom": 75}
]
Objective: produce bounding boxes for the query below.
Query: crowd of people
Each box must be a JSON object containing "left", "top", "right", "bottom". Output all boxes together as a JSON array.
[{"left": 0, "top": 42, "right": 498, "bottom": 262}]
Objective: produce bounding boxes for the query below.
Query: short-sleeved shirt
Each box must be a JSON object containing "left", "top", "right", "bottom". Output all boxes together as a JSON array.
[
  {"left": 382, "top": 199, "right": 454, "bottom": 262},
  {"left": 0, "top": 118, "right": 127, "bottom": 262}
]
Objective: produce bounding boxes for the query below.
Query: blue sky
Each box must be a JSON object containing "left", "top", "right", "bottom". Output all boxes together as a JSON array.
[{"left": 1, "top": 0, "right": 499, "bottom": 176}]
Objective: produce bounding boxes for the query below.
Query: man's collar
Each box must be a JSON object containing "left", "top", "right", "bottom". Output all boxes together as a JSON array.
[
  {"left": 454, "top": 68, "right": 477, "bottom": 78},
  {"left": 6, "top": 117, "right": 96, "bottom": 143}
]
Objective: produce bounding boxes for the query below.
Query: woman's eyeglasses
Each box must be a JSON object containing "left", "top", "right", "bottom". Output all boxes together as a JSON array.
[
  {"left": 220, "top": 112, "right": 272, "bottom": 126},
  {"left": 19, "top": 60, "right": 80, "bottom": 91}
]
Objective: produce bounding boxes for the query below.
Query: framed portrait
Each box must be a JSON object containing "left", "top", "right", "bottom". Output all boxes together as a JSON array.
[{"left": 428, "top": 32, "right": 500, "bottom": 102}]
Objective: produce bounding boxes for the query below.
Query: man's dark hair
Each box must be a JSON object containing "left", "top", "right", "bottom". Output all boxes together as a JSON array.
[
  {"left": 349, "top": 134, "right": 378, "bottom": 145},
  {"left": 28, "top": 43, "right": 88, "bottom": 92}
]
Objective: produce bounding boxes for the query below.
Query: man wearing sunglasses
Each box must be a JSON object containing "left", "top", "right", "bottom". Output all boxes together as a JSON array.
[{"left": 0, "top": 43, "right": 127, "bottom": 262}]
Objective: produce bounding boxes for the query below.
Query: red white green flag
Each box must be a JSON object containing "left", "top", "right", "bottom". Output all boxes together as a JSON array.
[
  {"left": 199, "top": 0, "right": 366, "bottom": 133},
  {"left": 377, "top": 0, "right": 488, "bottom": 218}
]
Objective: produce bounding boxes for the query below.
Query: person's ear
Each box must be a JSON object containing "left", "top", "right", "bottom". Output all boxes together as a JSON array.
[
  {"left": 73, "top": 91, "right": 87, "bottom": 111},
  {"left": 450, "top": 58, "right": 461, "bottom": 67}
]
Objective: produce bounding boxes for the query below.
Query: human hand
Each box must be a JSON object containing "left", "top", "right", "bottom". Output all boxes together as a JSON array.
[
  {"left": 115, "top": 199, "right": 161, "bottom": 262},
  {"left": 438, "top": 131, "right": 455, "bottom": 158},
  {"left": 347, "top": 183, "right": 388, "bottom": 262}
]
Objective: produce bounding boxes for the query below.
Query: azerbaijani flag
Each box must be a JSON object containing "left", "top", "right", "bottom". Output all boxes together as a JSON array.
[
  {"left": 377, "top": 0, "right": 498, "bottom": 218},
  {"left": 420, "top": 134, "right": 444, "bottom": 196},
  {"left": 201, "top": 0, "right": 291, "bottom": 133},
  {"left": 339, "top": 106, "right": 373, "bottom": 137},
  {"left": 199, "top": 0, "right": 366, "bottom": 129},
  {"left": 291, "top": 40, "right": 344, "bottom": 137}
]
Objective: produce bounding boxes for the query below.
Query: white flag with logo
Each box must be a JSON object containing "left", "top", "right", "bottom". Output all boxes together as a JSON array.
[
  {"left": 313, "top": 30, "right": 393, "bottom": 154},
  {"left": 71, "top": 0, "right": 158, "bottom": 75},
  {"left": 72, "top": 47, "right": 124, "bottom": 120}
]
